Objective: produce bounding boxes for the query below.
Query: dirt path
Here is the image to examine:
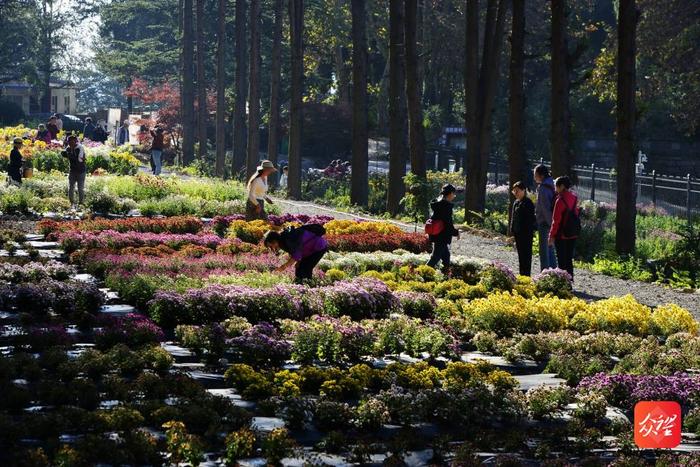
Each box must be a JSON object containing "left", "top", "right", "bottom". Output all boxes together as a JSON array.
[{"left": 274, "top": 198, "right": 700, "bottom": 317}]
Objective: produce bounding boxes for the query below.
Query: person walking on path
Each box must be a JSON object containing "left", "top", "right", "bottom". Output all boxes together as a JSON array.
[
  {"left": 279, "top": 166, "right": 289, "bottom": 189},
  {"left": 36, "top": 124, "right": 52, "bottom": 144},
  {"left": 534, "top": 164, "right": 558, "bottom": 270},
  {"left": 150, "top": 127, "right": 165, "bottom": 175},
  {"left": 426, "top": 183, "right": 460, "bottom": 273},
  {"left": 264, "top": 224, "right": 329, "bottom": 283},
  {"left": 510, "top": 181, "right": 537, "bottom": 276},
  {"left": 83, "top": 117, "right": 96, "bottom": 141},
  {"left": 61, "top": 135, "right": 87, "bottom": 206},
  {"left": 116, "top": 120, "right": 130, "bottom": 146},
  {"left": 246, "top": 160, "right": 276, "bottom": 220},
  {"left": 549, "top": 175, "right": 580, "bottom": 280},
  {"left": 8, "top": 138, "right": 23, "bottom": 185}
]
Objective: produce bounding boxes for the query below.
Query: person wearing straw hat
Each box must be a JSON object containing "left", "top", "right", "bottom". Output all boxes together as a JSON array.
[
  {"left": 246, "top": 160, "right": 277, "bottom": 220},
  {"left": 7, "top": 138, "right": 23, "bottom": 185}
]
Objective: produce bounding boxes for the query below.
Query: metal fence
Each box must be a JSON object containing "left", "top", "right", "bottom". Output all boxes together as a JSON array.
[{"left": 482, "top": 158, "right": 700, "bottom": 223}]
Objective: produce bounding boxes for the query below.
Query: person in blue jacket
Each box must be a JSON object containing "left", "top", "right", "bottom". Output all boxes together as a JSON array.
[{"left": 534, "top": 164, "right": 558, "bottom": 270}]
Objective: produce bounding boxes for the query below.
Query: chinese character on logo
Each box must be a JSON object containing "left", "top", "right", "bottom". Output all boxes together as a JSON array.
[{"left": 634, "top": 401, "right": 681, "bottom": 449}]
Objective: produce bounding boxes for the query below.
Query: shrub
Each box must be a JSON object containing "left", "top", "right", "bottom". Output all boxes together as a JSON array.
[
  {"left": 290, "top": 316, "right": 373, "bottom": 364},
  {"left": 479, "top": 262, "right": 516, "bottom": 291},
  {"left": 354, "top": 398, "right": 390, "bottom": 431},
  {"left": 225, "top": 428, "right": 256, "bottom": 464},
  {"left": 0, "top": 187, "right": 34, "bottom": 215},
  {"left": 262, "top": 428, "right": 295, "bottom": 465},
  {"left": 162, "top": 421, "right": 204, "bottom": 466},
  {"left": 533, "top": 268, "right": 573, "bottom": 298},
  {"left": 175, "top": 323, "right": 227, "bottom": 360},
  {"left": 96, "top": 314, "right": 164, "bottom": 349},
  {"left": 651, "top": 304, "right": 698, "bottom": 336},
  {"left": 396, "top": 291, "right": 437, "bottom": 318},
  {"left": 570, "top": 295, "right": 652, "bottom": 336},
  {"left": 230, "top": 323, "right": 291, "bottom": 366}
]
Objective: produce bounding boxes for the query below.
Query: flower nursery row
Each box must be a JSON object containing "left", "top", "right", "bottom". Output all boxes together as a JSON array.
[
  {"left": 0, "top": 125, "right": 141, "bottom": 176},
  {"left": 1, "top": 171, "right": 254, "bottom": 218},
  {"left": 4, "top": 209, "right": 700, "bottom": 464}
]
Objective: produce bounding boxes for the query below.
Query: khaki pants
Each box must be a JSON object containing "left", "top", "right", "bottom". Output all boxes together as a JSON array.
[{"left": 245, "top": 199, "right": 267, "bottom": 221}]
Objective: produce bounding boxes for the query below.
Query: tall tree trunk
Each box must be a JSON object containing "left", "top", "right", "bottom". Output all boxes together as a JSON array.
[
  {"left": 196, "top": 0, "right": 207, "bottom": 162},
  {"left": 405, "top": 0, "right": 426, "bottom": 180},
  {"left": 615, "top": 0, "right": 637, "bottom": 255},
  {"left": 465, "top": 0, "right": 508, "bottom": 217},
  {"left": 464, "top": 0, "right": 480, "bottom": 218},
  {"left": 387, "top": 0, "right": 408, "bottom": 215},
  {"left": 508, "top": 0, "right": 526, "bottom": 230},
  {"left": 550, "top": 0, "right": 571, "bottom": 178},
  {"left": 334, "top": 0, "right": 350, "bottom": 108},
  {"left": 350, "top": 0, "right": 368, "bottom": 207},
  {"left": 288, "top": 0, "right": 304, "bottom": 199},
  {"left": 181, "top": 0, "right": 196, "bottom": 165},
  {"left": 335, "top": 45, "right": 351, "bottom": 108},
  {"left": 246, "top": 0, "right": 261, "bottom": 178},
  {"left": 267, "top": 0, "right": 284, "bottom": 184},
  {"left": 215, "top": 0, "right": 227, "bottom": 177},
  {"left": 232, "top": 0, "right": 248, "bottom": 177}
]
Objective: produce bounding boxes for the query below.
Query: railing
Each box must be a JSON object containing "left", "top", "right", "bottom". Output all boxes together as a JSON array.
[{"left": 484, "top": 158, "right": 700, "bottom": 223}]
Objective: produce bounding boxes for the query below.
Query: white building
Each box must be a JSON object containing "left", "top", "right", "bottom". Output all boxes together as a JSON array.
[{"left": 0, "top": 80, "right": 79, "bottom": 115}]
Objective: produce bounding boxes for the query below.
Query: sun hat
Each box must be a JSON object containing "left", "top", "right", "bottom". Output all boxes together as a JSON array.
[
  {"left": 13, "top": 137, "right": 23, "bottom": 145},
  {"left": 257, "top": 160, "right": 277, "bottom": 172}
]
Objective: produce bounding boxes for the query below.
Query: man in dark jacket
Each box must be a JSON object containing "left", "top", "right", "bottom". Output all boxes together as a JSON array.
[
  {"left": 510, "top": 181, "right": 536, "bottom": 276},
  {"left": 8, "top": 138, "right": 23, "bottom": 185},
  {"left": 61, "top": 135, "right": 87, "bottom": 206},
  {"left": 427, "top": 184, "right": 460, "bottom": 273},
  {"left": 83, "top": 117, "right": 96, "bottom": 141}
]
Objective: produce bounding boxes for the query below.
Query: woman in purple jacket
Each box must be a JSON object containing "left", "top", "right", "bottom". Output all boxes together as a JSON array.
[{"left": 264, "top": 225, "right": 328, "bottom": 283}]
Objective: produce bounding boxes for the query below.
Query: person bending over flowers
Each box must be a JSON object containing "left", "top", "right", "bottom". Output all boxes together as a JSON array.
[{"left": 264, "top": 224, "right": 328, "bottom": 283}]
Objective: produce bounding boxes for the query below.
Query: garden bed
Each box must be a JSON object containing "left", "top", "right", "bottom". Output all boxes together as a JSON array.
[{"left": 1, "top": 214, "right": 700, "bottom": 465}]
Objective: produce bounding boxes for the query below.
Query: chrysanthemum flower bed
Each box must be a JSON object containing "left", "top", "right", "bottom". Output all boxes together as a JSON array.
[{"left": 1, "top": 213, "right": 700, "bottom": 465}]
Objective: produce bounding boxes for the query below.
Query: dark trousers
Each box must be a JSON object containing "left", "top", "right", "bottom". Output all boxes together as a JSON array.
[
  {"left": 295, "top": 249, "right": 327, "bottom": 283},
  {"left": 427, "top": 241, "right": 450, "bottom": 271},
  {"left": 514, "top": 232, "right": 533, "bottom": 276},
  {"left": 555, "top": 238, "right": 576, "bottom": 280},
  {"left": 8, "top": 168, "right": 22, "bottom": 185}
]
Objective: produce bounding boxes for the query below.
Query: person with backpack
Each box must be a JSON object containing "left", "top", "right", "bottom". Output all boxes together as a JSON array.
[
  {"left": 61, "top": 135, "right": 87, "bottom": 207},
  {"left": 425, "top": 184, "right": 460, "bottom": 273},
  {"left": 263, "top": 224, "right": 328, "bottom": 283},
  {"left": 510, "top": 181, "right": 536, "bottom": 276},
  {"left": 548, "top": 176, "right": 580, "bottom": 279},
  {"left": 534, "top": 164, "right": 558, "bottom": 270}
]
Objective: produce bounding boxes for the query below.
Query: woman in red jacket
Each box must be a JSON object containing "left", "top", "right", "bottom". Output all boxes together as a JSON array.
[{"left": 548, "top": 176, "right": 579, "bottom": 279}]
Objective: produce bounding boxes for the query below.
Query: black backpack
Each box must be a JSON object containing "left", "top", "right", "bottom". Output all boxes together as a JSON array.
[
  {"left": 561, "top": 198, "right": 581, "bottom": 237},
  {"left": 280, "top": 224, "right": 326, "bottom": 253}
]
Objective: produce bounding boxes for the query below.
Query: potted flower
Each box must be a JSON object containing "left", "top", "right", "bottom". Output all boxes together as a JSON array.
[{"left": 22, "top": 152, "right": 33, "bottom": 178}]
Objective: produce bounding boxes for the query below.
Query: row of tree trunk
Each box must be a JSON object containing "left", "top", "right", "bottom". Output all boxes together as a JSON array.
[
  {"left": 182, "top": 0, "right": 288, "bottom": 183},
  {"left": 180, "top": 0, "right": 639, "bottom": 255},
  {"left": 463, "top": 0, "right": 637, "bottom": 255}
]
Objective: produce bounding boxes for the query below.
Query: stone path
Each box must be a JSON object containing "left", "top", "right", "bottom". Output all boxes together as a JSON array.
[{"left": 274, "top": 198, "right": 700, "bottom": 318}]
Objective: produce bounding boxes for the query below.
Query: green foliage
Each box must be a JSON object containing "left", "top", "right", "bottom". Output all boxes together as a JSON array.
[{"left": 401, "top": 172, "right": 432, "bottom": 223}]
